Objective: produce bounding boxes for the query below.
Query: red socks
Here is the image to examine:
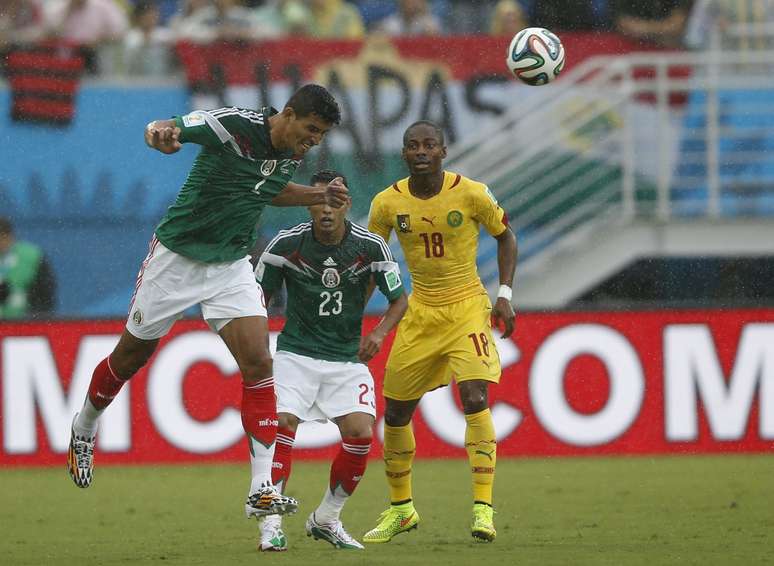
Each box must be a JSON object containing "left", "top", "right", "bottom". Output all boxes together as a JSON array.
[
  {"left": 271, "top": 434, "right": 371, "bottom": 496},
  {"left": 241, "top": 379, "right": 278, "bottom": 448},
  {"left": 271, "top": 427, "right": 296, "bottom": 492},
  {"left": 330, "top": 437, "right": 371, "bottom": 495},
  {"left": 87, "top": 357, "right": 128, "bottom": 411}
]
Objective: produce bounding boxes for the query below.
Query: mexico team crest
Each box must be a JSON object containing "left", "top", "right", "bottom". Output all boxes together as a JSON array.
[
  {"left": 322, "top": 268, "right": 340, "bottom": 288},
  {"left": 260, "top": 160, "right": 277, "bottom": 176},
  {"left": 397, "top": 214, "right": 412, "bottom": 233}
]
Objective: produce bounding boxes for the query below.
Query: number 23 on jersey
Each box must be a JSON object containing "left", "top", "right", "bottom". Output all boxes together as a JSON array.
[{"left": 319, "top": 290, "right": 343, "bottom": 316}]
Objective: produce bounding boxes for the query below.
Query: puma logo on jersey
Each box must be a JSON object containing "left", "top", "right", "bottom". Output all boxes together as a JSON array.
[
  {"left": 323, "top": 257, "right": 337, "bottom": 267},
  {"left": 421, "top": 216, "right": 436, "bottom": 226}
]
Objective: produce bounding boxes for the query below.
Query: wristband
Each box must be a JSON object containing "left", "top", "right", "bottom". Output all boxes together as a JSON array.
[{"left": 497, "top": 285, "right": 512, "bottom": 302}]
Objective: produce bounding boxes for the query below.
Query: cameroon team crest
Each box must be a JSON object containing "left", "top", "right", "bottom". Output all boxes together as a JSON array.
[
  {"left": 397, "top": 214, "right": 411, "bottom": 233},
  {"left": 447, "top": 210, "right": 463, "bottom": 227}
]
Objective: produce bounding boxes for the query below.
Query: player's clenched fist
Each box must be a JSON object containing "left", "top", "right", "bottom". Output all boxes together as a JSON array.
[
  {"left": 324, "top": 176, "right": 349, "bottom": 208},
  {"left": 145, "top": 120, "right": 182, "bottom": 154}
]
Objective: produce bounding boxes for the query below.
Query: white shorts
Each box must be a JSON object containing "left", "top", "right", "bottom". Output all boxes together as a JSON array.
[
  {"left": 126, "top": 235, "right": 267, "bottom": 340},
  {"left": 273, "top": 350, "right": 376, "bottom": 422}
]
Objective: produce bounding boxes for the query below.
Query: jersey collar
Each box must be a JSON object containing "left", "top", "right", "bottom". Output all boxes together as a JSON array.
[{"left": 402, "top": 171, "right": 450, "bottom": 199}]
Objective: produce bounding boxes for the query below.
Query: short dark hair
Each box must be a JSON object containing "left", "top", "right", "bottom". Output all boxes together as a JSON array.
[
  {"left": 310, "top": 168, "right": 348, "bottom": 188},
  {"left": 403, "top": 120, "right": 445, "bottom": 147},
  {"left": 285, "top": 84, "right": 341, "bottom": 125},
  {"left": 0, "top": 217, "right": 12, "bottom": 236}
]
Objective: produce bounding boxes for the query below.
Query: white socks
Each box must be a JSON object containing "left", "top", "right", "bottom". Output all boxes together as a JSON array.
[
  {"left": 73, "top": 398, "right": 102, "bottom": 438},
  {"left": 248, "top": 436, "right": 275, "bottom": 495},
  {"left": 314, "top": 485, "right": 349, "bottom": 524}
]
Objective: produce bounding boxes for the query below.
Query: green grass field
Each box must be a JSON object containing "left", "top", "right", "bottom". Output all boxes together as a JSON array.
[{"left": 1, "top": 456, "right": 772, "bottom": 566}]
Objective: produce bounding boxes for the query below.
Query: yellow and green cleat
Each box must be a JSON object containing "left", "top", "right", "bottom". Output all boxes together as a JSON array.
[
  {"left": 362, "top": 503, "right": 420, "bottom": 543},
  {"left": 471, "top": 503, "right": 496, "bottom": 542}
]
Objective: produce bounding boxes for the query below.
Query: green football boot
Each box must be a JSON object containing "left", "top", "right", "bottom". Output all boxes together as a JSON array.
[
  {"left": 471, "top": 503, "right": 496, "bottom": 542},
  {"left": 362, "top": 503, "right": 420, "bottom": 543}
]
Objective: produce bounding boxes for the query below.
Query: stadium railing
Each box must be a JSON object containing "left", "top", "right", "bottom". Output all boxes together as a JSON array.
[{"left": 444, "top": 24, "right": 774, "bottom": 305}]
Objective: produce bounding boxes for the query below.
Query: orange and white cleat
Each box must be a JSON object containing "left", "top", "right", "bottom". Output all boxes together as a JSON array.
[{"left": 67, "top": 414, "right": 95, "bottom": 488}]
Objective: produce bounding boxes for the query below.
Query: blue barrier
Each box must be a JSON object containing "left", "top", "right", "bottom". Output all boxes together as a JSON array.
[
  {"left": 0, "top": 87, "right": 200, "bottom": 316},
  {"left": 675, "top": 89, "right": 774, "bottom": 216}
]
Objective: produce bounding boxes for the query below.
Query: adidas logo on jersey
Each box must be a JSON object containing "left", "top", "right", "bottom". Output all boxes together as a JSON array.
[{"left": 323, "top": 257, "right": 337, "bottom": 267}]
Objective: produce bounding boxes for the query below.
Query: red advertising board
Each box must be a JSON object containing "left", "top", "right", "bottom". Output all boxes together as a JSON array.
[{"left": 1, "top": 309, "right": 773, "bottom": 467}]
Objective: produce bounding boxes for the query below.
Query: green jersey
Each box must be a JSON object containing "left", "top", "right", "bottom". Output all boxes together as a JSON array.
[
  {"left": 256, "top": 220, "right": 404, "bottom": 363},
  {"left": 155, "top": 107, "right": 301, "bottom": 263}
]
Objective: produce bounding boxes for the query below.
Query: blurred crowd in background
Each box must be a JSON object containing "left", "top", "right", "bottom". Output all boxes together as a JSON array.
[{"left": 1, "top": 0, "right": 772, "bottom": 76}]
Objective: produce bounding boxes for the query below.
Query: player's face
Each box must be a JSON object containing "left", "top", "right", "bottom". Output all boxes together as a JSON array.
[
  {"left": 402, "top": 125, "right": 446, "bottom": 176},
  {"left": 309, "top": 182, "right": 350, "bottom": 237},
  {"left": 285, "top": 110, "right": 332, "bottom": 156}
]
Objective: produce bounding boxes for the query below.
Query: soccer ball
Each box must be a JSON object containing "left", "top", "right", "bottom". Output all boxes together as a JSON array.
[{"left": 506, "top": 27, "right": 565, "bottom": 86}]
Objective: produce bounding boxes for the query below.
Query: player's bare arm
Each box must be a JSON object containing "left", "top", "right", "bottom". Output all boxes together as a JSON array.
[
  {"left": 271, "top": 178, "right": 349, "bottom": 208},
  {"left": 358, "top": 292, "right": 408, "bottom": 362},
  {"left": 144, "top": 119, "right": 182, "bottom": 154},
  {"left": 492, "top": 227, "right": 517, "bottom": 338}
]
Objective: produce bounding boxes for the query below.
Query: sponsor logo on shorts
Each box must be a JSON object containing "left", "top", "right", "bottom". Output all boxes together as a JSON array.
[
  {"left": 396, "top": 214, "right": 412, "bottom": 233},
  {"left": 260, "top": 159, "right": 277, "bottom": 177},
  {"left": 447, "top": 210, "right": 463, "bottom": 227},
  {"left": 322, "top": 267, "right": 340, "bottom": 288},
  {"left": 132, "top": 309, "right": 143, "bottom": 325}
]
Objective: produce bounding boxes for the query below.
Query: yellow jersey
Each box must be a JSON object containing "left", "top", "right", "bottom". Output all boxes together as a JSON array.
[{"left": 368, "top": 171, "right": 508, "bottom": 307}]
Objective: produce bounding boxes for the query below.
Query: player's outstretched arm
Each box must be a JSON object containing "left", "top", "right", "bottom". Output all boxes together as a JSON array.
[
  {"left": 271, "top": 178, "right": 349, "bottom": 208},
  {"left": 358, "top": 292, "right": 408, "bottom": 362},
  {"left": 144, "top": 119, "right": 182, "bottom": 154},
  {"left": 492, "top": 227, "right": 517, "bottom": 338}
]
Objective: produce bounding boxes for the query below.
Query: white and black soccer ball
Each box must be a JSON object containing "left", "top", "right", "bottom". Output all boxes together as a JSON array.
[{"left": 506, "top": 27, "right": 565, "bottom": 86}]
